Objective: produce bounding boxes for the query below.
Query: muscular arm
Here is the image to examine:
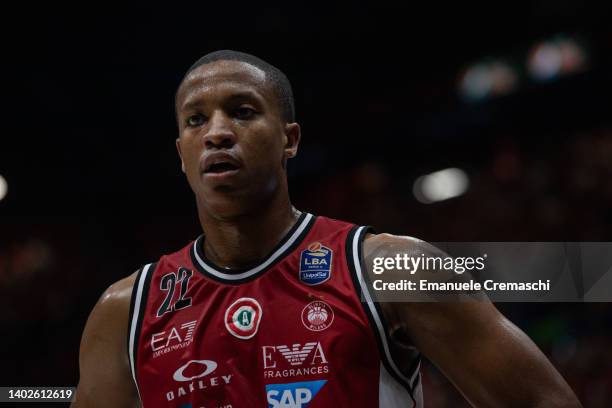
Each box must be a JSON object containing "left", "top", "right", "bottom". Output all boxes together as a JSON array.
[
  {"left": 363, "top": 234, "right": 582, "bottom": 408},
  {"left": 72, "top": 273, "right": 140, "bottom": 408}
]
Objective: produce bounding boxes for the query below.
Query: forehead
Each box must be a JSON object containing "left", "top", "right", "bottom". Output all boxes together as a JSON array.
[{"left": 177, "top": 60, "right": 272, "bottom": 110}]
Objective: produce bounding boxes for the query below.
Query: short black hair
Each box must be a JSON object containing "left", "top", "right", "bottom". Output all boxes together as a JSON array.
[{"left": 177, "top": 50, "right": 295, "bottom": 123}]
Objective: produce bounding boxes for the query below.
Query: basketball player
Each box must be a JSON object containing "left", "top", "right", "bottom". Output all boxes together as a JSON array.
[{"left": 72, "top": 51, "right": 581, "bottom": 407}]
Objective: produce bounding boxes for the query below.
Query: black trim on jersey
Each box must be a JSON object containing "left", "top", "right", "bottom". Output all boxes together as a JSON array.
[
  {"left": 365, "top": 265, "right": 423, "bottom": 394},
  {"left": 126, "top": 266, "right": 143, "bottom": 361},
  {"left": 127, "top": 262, "right": 156, "bottom": 384},
  {"left": 190, "top": 212, "right": 316, "bottom": 285},
  {"left": 345, "top": 226, "right": 420, "bottom": 407}
]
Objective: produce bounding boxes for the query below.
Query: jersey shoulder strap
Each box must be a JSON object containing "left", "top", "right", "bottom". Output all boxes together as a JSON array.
[{"left": 345, "top": 226, "right": 423, "bottom": 407}]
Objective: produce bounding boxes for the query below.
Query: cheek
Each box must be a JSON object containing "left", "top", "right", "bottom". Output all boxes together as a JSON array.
[
  {"left": 257, "top": 124, "right": 284, "bottom": 153},
  {"left": 178, "top": 139, "right": 203, "bottom": 181},
  {"left": 250, "top": 135, "right": 283, "bottom": 169},
  {"left": 181, "top": 137, "right": 201, "bottom": 163}
]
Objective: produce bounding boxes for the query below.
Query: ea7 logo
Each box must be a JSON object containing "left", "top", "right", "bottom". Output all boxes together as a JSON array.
[
  {"left": 263, "top": 342, "right": 328, "bottom": 368},
  {"left": 151, "top": 320, "right": 197, "bottom": 358},
  {"left": 266, "top": 380, "right": 326, "bottom": 408}
]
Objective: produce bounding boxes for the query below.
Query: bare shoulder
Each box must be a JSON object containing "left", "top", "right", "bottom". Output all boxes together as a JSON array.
[
  {"left": 72, "top": 272, "right": 140, "bottom": 407},
  {"left": 362, "top": 232, "right": 455, "bottom": 288},
  {"left": 83, "top": 272, "right": 138, "bottom": 332},
  {"left": 363, "top": 232, "right": 445, "bottom": 259},
  {"left": 98, "top": 272, "right": 138, "bottom": 311},
  {"left": 81, "top": 271, "right": 138, "bottom": 347}
]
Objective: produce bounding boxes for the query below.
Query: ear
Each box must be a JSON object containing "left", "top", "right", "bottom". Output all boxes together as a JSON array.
[
  {"left": 175, "top": 138, "right": 186, "bottom": 173},
  {"left": 283, "top": 122, "right": 301, "bottom": 159}
]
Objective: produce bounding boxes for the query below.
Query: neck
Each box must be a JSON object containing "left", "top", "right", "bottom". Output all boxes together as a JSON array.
[{"left": 197, "top": 191, "right": 300, "bottom": 269}]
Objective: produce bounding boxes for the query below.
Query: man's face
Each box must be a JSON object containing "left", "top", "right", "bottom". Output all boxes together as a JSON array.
[{"left": 175, "top": 60, "right": 299, "bottom": 217}]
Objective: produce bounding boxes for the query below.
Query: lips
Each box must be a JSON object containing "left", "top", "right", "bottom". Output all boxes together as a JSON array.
[
  {"left": 201, "top": 152, "right": 242, "bottom": 175},
  {"left": 206, "top": 161, "right": 239, "bottom": 173}
]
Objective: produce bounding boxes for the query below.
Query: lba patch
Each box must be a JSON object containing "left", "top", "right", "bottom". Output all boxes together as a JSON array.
[
  {"left": 225, "top": 297, "right": 262, "bottom": 339},
  {"left": 301, "top": 300, "right": 334, "bottom": 332},
  {"left": 299, "top": 242, "right": 333, "bottom": 285}
]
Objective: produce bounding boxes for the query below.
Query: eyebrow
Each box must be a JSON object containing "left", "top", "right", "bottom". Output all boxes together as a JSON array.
[{"left": 180, "top": 89, "right": 264, "bottom": 113}]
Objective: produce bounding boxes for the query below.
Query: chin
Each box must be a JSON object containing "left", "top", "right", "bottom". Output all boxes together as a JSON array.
[
  {"left": 201, "top": 195, "right": 240, "bottom": 216},
  {"left": 199, "top": 183, "right": 278, "bottom": 220},
  {"left": 196, "top": 188, "right": 250, "bottom": 219}
]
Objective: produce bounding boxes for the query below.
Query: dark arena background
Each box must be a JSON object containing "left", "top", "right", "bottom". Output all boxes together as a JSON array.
[{"left": 0, "top": 3, "right": 611, "bottom": 407}]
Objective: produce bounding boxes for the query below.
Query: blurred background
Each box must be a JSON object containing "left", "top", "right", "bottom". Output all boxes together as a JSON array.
[{"left": 0, "top": 2, "right": 611, "bottom": 406}]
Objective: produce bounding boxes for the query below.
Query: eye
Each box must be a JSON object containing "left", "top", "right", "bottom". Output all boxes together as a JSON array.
[
  {"left": 186, "top": 114, "right": 205, "bottom": 127},
  {"left": 234, "top": 106, "right": 256, "bottom": 120}
]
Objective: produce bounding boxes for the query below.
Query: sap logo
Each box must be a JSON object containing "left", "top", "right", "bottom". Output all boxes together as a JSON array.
[{"left": 266, "top": 380, "right": 326, "bottom": 408}]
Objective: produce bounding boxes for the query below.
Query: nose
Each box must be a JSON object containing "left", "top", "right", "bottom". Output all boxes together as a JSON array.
[{"left": 203, "top": 111, "right": 237, "bottom": 149}]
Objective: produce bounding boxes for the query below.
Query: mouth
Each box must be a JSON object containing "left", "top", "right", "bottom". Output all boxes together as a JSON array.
[
  {"left": 201, "top": 153, "right": 243, "bottom": 180},
  {"left": 204, "top": 161, "right": 240, "bottom": 174}
]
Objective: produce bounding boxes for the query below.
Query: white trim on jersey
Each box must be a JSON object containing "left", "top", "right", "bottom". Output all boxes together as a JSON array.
[
  {"left": 192, "top": 212, "right": 314, "bottom": 280},
  {"left": 379, "top": 362, "right": 423, "bottom": 408},
  {"left": 128, "top": 262, "right": 153, "bottom": 400},
  {"left": 351, "top": 227, "right": 422, "bottom": 395}
]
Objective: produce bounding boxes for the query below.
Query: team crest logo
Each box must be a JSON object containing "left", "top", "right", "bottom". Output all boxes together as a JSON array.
[
  {"left": 225, "top": 297, "right": 263, "bottom": 339},
  {"left": 301, "top": 300, "right": 334, "bottom": 332},
  {"left": 299, "top": 242, "right": 333, "bottom": 285}
]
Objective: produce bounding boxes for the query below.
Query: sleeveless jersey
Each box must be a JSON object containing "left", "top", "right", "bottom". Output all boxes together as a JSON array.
[{"left": 128, "top": 213, "right": 423, "bottom": 407}]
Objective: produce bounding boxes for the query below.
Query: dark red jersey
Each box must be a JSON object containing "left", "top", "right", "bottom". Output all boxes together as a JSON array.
[{"left": 128, "top": 213, "right": 422, "bottom": 407}]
